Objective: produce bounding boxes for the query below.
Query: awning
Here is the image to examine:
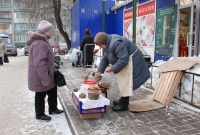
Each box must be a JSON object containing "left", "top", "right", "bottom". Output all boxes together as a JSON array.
[{"left": 15, "top": 41, "right": 26, "bottom": 47}]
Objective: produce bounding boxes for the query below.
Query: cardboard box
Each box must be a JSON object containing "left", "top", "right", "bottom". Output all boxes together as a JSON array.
[
  {"left": 79, "top": 113, "right": 101, "bottom": 120},
  {"left": 72, "top": 92, "right": 106, "bottom": 119}
]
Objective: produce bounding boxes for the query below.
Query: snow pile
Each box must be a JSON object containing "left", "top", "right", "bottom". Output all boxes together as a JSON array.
[{"left": 144, "top": 57, "right": 200, "bottom": 107}]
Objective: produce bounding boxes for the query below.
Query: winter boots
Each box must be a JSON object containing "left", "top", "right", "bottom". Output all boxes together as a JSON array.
[{"left": 112, "top": 97, "right": 129, "bottom": 111}]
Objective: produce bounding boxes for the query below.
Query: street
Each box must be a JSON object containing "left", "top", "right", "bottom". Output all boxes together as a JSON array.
[
  {"left": 0, "top": 56, "right": 72, "bottom": 135},
  {"left": 0, "top": 56, "right": 200, "bottom": 135}
]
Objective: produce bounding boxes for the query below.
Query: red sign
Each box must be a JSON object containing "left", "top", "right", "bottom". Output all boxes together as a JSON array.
[
  {"left": 137, "top": 1, "right": 155, "bottom": 17},
  {"left": 124, "top": 8, "right": 133, "bottom": 20}
]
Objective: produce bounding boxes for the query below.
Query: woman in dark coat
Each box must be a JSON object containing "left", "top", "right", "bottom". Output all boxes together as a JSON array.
[
  {"left": 80, "top": 29, "right": 95, "bottom": 68},
  {"left": 26, "top": 20, "right": 63, "bottom": 121},
  {"left": 94, "top": 32, "right": 150, "bottom": 111}
]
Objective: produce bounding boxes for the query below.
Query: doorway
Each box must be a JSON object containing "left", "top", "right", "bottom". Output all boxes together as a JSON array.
[{"left": 177, "top": 0, "right": 198, "bottom": 57}]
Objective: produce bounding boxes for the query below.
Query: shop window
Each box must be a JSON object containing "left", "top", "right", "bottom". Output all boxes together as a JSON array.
[
  {"left": 179, "top": 0, "right": 196, "bottom": 6},
  {"left": 14, "top": 24, "right": 26, "bottom": 30},
  {"left": 54, "top": 25, "right": 58, "bottom": 31},
  {"left": 15, "top": 35, "right": 26, "bottom": 41},
  {"left": 26, "top": 24, "right": 36, "bottom": 30}
]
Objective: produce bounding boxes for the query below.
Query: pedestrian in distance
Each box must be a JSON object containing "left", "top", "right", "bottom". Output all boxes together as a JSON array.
[
  {"left": 26, "top": 20, "right": 63, "bottom": 121},
  {"left": 0, "top": 37, "right": 6, "bottom": 66},
  {"left": 80, "top": 29, "right": 95, "bottom": 68},
  {"left": 94, "top": 32, "right": 150, "bottom": 111}
]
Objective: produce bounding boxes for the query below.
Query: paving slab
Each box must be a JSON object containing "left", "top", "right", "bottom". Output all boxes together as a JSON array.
[{"left": 58, "top": 57, "right": 200, "bottom": 135}]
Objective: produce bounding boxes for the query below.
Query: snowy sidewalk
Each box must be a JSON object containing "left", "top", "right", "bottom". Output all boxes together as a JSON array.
[
  {"left": 0, "top": 56, "right": 72, "bottom": 135},
  {"left": 59, "top": 56, "right": 200, "bottom": 135}
]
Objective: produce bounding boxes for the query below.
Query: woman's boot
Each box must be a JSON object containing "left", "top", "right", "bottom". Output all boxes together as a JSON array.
[{"left": 112, "top": 97, "right": 129, "bottom": 111}]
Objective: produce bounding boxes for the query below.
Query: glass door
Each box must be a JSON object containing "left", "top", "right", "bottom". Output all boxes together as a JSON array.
[{"left": 177, "top": 0, "right": 198, "bottom": 57}]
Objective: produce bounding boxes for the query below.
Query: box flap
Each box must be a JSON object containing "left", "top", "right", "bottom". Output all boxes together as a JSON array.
[{"left": 158, "top": 58, "right": 199, "bottom": 72}]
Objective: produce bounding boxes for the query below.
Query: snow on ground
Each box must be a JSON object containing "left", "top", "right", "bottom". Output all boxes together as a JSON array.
[
  {"left": 19, "top": 90, "right": 72, "bottom": 135},
  {"left": 0, "top": 56, "right": 72, "bottom": 135}
]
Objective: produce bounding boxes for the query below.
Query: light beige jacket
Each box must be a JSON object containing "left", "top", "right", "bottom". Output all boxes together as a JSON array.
[{"left": 0, "top": 42, "right": 6, "bottom": 57}]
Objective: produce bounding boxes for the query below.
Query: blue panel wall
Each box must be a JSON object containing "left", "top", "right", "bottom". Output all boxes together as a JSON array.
[
  {"left": 71, "top": 0, "right": 114, "bottom": 48},
  {"left": 113, "top": 7, "right": 124, "bottom": 35},
  {"left": 80, "top": 0, "right": 103, "bottom": 41},
  {"left": 71, "top": 1, "right": 80, "bottom": 48},
  {"left": 157, "top": 0, "right": 176, "bottom": 9},
  {"left": 105, "top": 1, "right": 115, "bottom": 34}
]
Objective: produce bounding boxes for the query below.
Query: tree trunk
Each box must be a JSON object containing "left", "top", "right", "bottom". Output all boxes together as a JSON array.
[{"left": 53, "top": 0, "right": 71, "bottom": 50}]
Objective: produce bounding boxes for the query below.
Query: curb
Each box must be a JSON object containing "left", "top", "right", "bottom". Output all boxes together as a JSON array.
[{"left": 58, "top": 93, "right": 78, "bottom": 135}]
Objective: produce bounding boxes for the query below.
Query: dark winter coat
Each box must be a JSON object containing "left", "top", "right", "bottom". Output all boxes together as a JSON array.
[
  {"left": 97, "top": 34, "right": 150, "bottom": 90},
  {"left": 26, "top": 31, "right": 56, "bottom": 92},
  {"left": 80, "top": 35, "right": 95, "bottom": 63}
]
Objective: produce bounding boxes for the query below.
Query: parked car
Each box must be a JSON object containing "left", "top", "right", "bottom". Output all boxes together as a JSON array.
[
  {"left": 6, "top": 43, "right": 17, "bottom": 56},
  {"left": 58, "top": 43, "right": 68, "bottom": 55},
  {"left": 24, "top": 45, "right": 29, "bottom": 56}
]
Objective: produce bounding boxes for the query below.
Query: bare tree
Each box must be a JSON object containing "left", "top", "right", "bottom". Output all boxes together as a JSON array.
[
  {"left": 53, "top": 0, "right": 71, "bottom": 49},
  {"left": 20, "top": 0, "right": 51, "bottom": 23},
  {"left": 19, "top": 0, "right": 75, "bottom": 49}
]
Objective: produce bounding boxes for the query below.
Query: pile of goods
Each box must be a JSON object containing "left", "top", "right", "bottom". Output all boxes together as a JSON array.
[
  {"left": 99, "top": 81, "right": 111, "bottom": 89},
  {"left": 81, "top": 71, "right": 102, "bottom": 82},
  {"left": 88, "top": 86, "right": 101, "bottom": 100}
]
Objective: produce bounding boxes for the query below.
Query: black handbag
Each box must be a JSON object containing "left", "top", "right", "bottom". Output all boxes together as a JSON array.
[
  {"left": 54, "top": 69, "right": 66, "bottom": 87},
  {"left": 4, "top": 54, "right": 9, "bottom": 63}
]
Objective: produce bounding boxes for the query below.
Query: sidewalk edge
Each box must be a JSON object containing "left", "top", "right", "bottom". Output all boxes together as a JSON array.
[{"left": 58, "top": 93, "right": 78, "bottom": 135}]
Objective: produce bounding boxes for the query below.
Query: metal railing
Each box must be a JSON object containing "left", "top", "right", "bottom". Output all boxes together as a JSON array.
[{"left": 148, "top": 63, "right": 200, "bottom": 109}]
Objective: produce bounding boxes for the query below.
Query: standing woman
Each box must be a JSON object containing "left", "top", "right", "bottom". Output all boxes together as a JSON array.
[
  {"left": 26, "top": 20, "right": 63, "bottom": 121},
  {"left": 94, "top": 32, "right": 150, "bottom": 111},
  {"left": 80, "top": 29, "right": 95, "bottom": 68},
  {"left": 0, "top": 37, "right": 6, "bottom": 65}
]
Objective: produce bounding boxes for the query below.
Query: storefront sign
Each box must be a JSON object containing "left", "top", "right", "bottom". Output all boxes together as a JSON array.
[
  {"left": 155, "top": 4, "right": 177, "bottom": 56},
  {"left": 136, "top": 1, "right": 156, "bottom": 47},
  {"left": 123, "top": 8, "right": 133, "bottom": 41}
]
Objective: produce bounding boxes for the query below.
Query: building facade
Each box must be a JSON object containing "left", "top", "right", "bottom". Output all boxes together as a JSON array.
[{"left": 0, "top": 0, "right": 67, "bottom": 47}]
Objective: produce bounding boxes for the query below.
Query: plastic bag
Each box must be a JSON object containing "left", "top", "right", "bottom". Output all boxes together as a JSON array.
[
  {"left": 99, "top": 72, "right": 111, "bottom": 88},
  {"left": 17, "top": 48, "right": 24, "bottom": 56},
  {"left": 69, "top": 48, "right": 82, "bottom": 63}
]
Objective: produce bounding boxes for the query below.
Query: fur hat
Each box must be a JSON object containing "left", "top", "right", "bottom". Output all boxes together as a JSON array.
[
  {"left": 94, "top": 32, "right": 107, "bottom": 45},
  {"left": 38, "top": 20, "right": 53, "bottom": 33}
]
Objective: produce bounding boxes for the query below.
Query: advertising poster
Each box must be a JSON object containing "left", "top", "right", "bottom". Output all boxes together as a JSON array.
[
  {"left": 124, "top": 8, "right": 133, "bottom": 41},
  {"left": 136, "top": 1, "right": 156, "bottom": 47},
  {"left": 155, "top": 4, "right": 177, "bottom": 56}
]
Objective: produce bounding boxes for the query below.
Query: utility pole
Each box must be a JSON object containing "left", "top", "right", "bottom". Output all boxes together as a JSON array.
[
  {"left": 102, "top": 0, "right": 106, "bottom": 32},
  {"left": 11, "top": 0, "right": 14, "bottom": 43},
  {"left": 132, "top": 0, "right": 136, "bottom": 44},
  {"left": 132, "top": 0, "right": 137, "bottom": 43}
]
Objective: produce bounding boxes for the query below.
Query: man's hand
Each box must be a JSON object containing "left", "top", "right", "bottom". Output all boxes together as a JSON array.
[
  {"left": 93, "top": 49, "right": 99, "bottom": 55},
  {"left": 105, "top": 67, "right": 112, "bottom": 73},
  {"left": 43, "top": 83, "right": 49, "bottom": 86},
  {"left": 54, "top": 62, "right": 57, "bottom": 67},
  {"left": 95, "top": 72, "right": 101, "bottom": 79}
]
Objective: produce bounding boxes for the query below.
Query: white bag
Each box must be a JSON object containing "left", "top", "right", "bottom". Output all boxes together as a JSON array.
[{"left": 69, "top": 48, "right": 82, "bottom": 63}]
